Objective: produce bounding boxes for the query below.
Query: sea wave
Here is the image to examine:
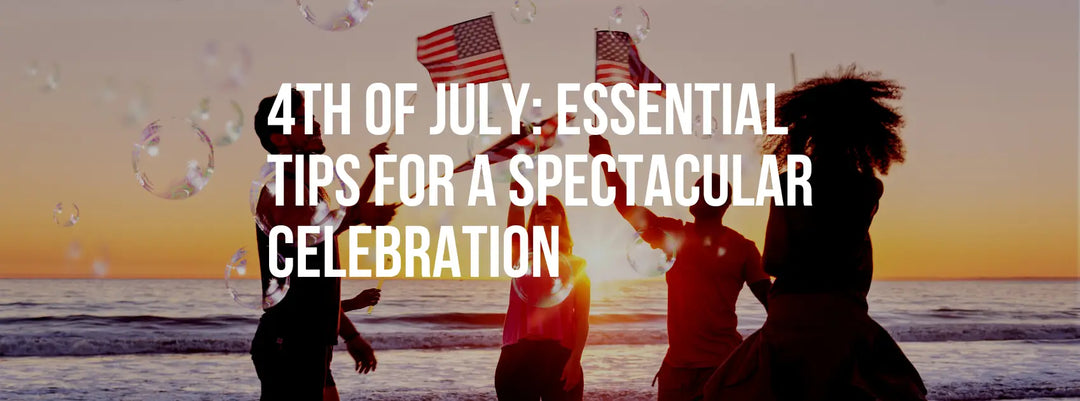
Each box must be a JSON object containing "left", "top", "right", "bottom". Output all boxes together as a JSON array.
[{"left": 1, "top": 321, "right": 1078, "bottom": 357}]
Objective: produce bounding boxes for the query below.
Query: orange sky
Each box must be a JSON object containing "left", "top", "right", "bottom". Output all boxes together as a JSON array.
[{"left": 0, "top": 0, "right": 1076, "bottom": 280}]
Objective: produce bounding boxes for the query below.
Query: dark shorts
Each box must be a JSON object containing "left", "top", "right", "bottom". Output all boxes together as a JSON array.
[
  {"left": 251, "top": 328, "right": 334, "bottom": 401},
  {"left": 656, "top": 362, "right": 717, "bottom": 401},
  {"left": 495, "top": 339, "right": 583, "bottom": 401}
]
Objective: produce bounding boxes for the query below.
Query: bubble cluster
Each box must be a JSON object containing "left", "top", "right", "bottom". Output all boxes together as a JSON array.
[
  {"left": 607, "top": 5, "right": 651, "bottom": 43},
  {"left": 132, "top": 118, "right": 216, "bottom": 200},
  {"left": 297, "top": 0, "right": 374, "bottom": 31},
  {"left": 201, "top": 42, "right": 252, "bottom": 90},
  {"left": 190, "top": 98, "right": 244, "bottom": 146},
  {"left": 626, "top": 231, "right": 678, "bottom": 277},
  {"left": 510, "top": 0, "right": 536, "bottom": 24},
  {"left": 53, "top": 202, "right": 80, "bottom": 227},
  {"left": 512, "top": 252, "right": 576, "bottom": 308},
  {"left": 249, "top": 161, "right": 347, "bottom": 246},
  {"left": 27, "top": 61, "right": 60, "bottom": 92}
]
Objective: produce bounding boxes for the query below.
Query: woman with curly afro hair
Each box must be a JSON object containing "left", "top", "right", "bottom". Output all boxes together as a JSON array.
[{"left": 704, "top": 66, "right": 927, "bottom": 401}]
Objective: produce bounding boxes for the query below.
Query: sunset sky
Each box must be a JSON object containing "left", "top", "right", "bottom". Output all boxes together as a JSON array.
[{"left": 0, "top": 0, "right": 1076, "bottom": 280}]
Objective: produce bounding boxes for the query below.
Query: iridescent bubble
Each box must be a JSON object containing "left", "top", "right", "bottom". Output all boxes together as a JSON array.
[
  {"left": 123, "top": 85, "right": 152, "bottom": 127},
  {"left": 25, "top": 61, "right": 40, "bottom": 77},
  {"left": 225, "top": 247, "right": 291, "bottom": 310},
  {"left": 511, "top": 0, "right": 536, "bottom": 24},
  {"left": 201, "top": 42, "right": 252, "bottom": 90},
  {"left": 296, "top": 0, "right": 374, "bottom": 32},
  {"left": 26, "top": 61, "right": 60, "bottom": 92},
  {"left": 524, "top": 105, "right": 544, "bottom": 124},
  {"left": 511, "top": 252, "right": 576, "bottom": 308},
  {"left": 53, "top": 202, "right": 80, "bottom": 227},
  {"left": 626, "top": 230, "right": 677, "bottom": 277},
  {"left": 607, "top": 5, "right": 651, "bottom": 44},
  {"left": 249, "top": 161, "right": 347, "bottom": 246},
  {"left": 99, "top": 79, "right": 117, "bottom": 104},
  {"left": 692, "top": 114, "right": 720, "bottom": 139},
  {"left": 42, "top": 63, "right": 60, "bottom": 92},
  {"left": 609, "top": 6, "right": 623, "bottom": 25},
  {"left": 132, "top": 118, "right": 215, "bottom": 200},
  {"left": 66, "top": 240, "right": 83, "bottom": 261},
  {"left": 91, "top": 247, "right": 110, "bottom": 278},
  {"left": 190, "top": 98, "right": 245, "bottom": 146}
]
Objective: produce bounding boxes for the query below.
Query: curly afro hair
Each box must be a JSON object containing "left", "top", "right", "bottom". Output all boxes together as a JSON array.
[{"left": 762, "top": 65, "right": 906, "bottom": 176}]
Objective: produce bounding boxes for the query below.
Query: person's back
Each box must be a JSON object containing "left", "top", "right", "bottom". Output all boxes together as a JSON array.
[
  {"left": 254, "top": 226, "right": 341, "bottom": 346},
  {"left": 704, "top": 67, "right": 926, "bottom": 401},
  {"left": 766, "top": 164, "right": 882, "bottom": 300},
  {"left": 664, "top": 222, "right": 766, "bottom": 368}
]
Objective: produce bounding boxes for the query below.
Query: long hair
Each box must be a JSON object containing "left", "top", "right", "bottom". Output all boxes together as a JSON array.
[
  {"left": 763, "top": 65, "right": 906, "bottom": 176},
  {"left": 526, "top": 195, "right": 574, "bottom": 254}
]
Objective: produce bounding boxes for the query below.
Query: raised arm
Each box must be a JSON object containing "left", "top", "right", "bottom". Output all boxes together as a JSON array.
[
  {"left": 588, "top": 135, "right": 676, "bottom": 255},
  {"left": 508, "top": 181, "right": 527, "bottom": 263},
  {"left": 338, "top": 142, "right": 398, "bottom": 235}
]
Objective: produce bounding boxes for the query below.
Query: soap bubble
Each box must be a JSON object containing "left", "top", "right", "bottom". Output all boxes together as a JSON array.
[
  {"left": 607, "top": 5, "right": 651, "bottom": 44},
  {"left": 27, "top": 61, "right": 60, "bottom": 92},
  {"left": 190, "top": 98, "right": 244, "bottom": 146},
  {"left": 201, "top": 42, "right": 251, "bottom": 90},
  {"left": 66, "top": 240, "right": 83, "bottom": 261},
  {"left": 123, "top": 85, "right": 152, "bottom": 127},
  {"left": 512, "top": 252, "right": 576, "bottom": 308},
  {"left": 91, "top": 247, "right": 110, "bottom": 278},
  {"left": 297, "top": 0, "right": 374, "bottom": 31},
  {"left": 692, "top": 114, "right": 720, "bottom": 139},
  {"left": 225, "top": 247, "right": 291, "bottom": 310},
  {"left": 53, "top": 202, "right": 80, "bottom": 227},
  {"left": 626, "top": 230, "right": 678, "bottom": 277},
  {"left": 510, "top": 0, "right": 536, "bottom": 24},
  {"left": 132, "top": 118, "right": 215, "bottom": 200},
  {"left": 249, "top": 161, "right": 347, "bottom": 246},
  {"left": 99, "top": 79, "right": 117, "bottom": 104}
]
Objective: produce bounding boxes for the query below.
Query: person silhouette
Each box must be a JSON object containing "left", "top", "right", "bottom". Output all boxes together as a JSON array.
[
  {"left": 588, "top": 136, "right": 771, "bottom": 401},
  {"left": 495, "top": 183, "right": 591, "bottom": 401},
  {"left": 249, "top": 89, "right": 396, "bottom": 401},
  {"left": 704, "top": 67, "right": 927, "bottom": 401}
]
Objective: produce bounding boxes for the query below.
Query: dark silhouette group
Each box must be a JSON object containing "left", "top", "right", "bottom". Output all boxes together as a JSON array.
[{"left": 249, "top": 66, "right": 927, "bottom": 401}]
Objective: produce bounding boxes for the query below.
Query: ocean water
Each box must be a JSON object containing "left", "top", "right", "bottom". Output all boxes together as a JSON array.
[{"left": 0, "top": 279, "right": 1077, "bottom": 400}]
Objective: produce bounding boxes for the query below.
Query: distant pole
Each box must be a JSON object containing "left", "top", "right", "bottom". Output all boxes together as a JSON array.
[{"left": 789, "top": 53, "right": 798, "bottom": 86}]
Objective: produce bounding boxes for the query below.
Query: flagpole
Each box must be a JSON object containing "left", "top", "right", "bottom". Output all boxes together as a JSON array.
[
  {"left": 790, "top": 52, "right": 798, "bottom": 86},
  {"left": 592, "top": 28, "right": 599, "bottom": 130}
]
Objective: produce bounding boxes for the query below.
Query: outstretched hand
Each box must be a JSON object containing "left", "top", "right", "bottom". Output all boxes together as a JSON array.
[
  {"left": 346, "top": 336, "right": 377, "bottom": 374},
  {"left": 350, "top": 288, "right": 381, "bottom": 309},
  {"left": 560, "top": 359, "right": 583, "bottom": 391},
  {"left": 369, "top": 142, "right": 390, "bottom": 162},
  {"left": 588, "top": 135, "right": 612, "bottom": 157}
]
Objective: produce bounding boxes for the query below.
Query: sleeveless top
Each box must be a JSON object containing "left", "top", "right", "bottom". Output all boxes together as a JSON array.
[{"left": 502, "top": 254, "right": 586, "bottom": 350}]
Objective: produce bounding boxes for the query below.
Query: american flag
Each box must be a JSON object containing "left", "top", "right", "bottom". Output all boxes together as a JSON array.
[
  {"left": 417, "top": 15, "right": 510, "bottom": 85},
  {"left": 453, "top": 114, "right": 575, "bottom": 174},
  {"left": 595, "top": 30, "right": 665, "bottom": 97}
]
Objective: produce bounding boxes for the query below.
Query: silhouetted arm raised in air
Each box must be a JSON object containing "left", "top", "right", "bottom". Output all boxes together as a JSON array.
[
  {"left": 588, "top": 135, "right": 677, "bottom": 256},
  {"left": 338, "top": 142, "right": 399, "bottom": 235}
]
